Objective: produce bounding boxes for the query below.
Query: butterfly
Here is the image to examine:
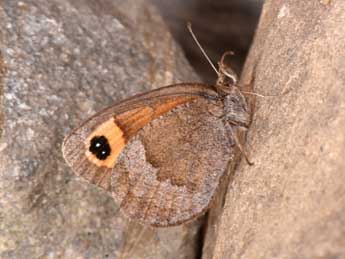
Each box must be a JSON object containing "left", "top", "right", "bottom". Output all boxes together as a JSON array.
[{"left": 62, "top": 25, "right": 252, "bottom": 227}]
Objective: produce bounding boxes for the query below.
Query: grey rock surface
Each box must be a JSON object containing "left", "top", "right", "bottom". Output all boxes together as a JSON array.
[
  {"left": 0, "top": 0, "right": 201, "bottom": 258},
  {"left": 209, "top": 0, "right": 345, "bottom": 258}
]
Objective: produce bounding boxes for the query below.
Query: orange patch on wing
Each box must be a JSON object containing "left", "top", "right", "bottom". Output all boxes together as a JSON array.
[
  {"left": 85, "top": 118, "right": 125, "bottom": 168},
  {"left": 85, "top": 95, "right": 196, "bottom": 168},
  {"left": 115, "top": 96, "right": 196, "bottom": 137},
  {"left": 153, "top": 96, "right": 196, "bottom": 115}
]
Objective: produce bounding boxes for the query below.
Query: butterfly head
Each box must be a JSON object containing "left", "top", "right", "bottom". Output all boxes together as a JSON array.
[{"left": 215, "top": 51, "right": 239, "bottom": 94}]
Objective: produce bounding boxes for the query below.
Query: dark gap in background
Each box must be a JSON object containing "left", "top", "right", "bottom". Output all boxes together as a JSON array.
[{"left": 151, "top": 0, "right": 263, "bottom": 84}]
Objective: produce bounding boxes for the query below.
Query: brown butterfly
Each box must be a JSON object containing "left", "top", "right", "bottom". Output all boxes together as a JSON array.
[{"left": 62, "top": 26, "right": 251, "bottom": 227}]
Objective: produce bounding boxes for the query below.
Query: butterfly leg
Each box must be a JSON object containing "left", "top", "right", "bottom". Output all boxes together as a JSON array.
[{"left": 225, "top": 121, "right": 254, "bottom": 166}]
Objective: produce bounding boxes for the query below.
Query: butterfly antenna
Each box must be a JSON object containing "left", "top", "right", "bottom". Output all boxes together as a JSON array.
[{"left": 187, "top": 22, "right": 219, "bottom": 76}]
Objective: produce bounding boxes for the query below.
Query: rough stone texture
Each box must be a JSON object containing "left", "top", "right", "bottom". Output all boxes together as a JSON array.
[
  {"left": 0, "top": 0, "right": 202, "bottom": 258},
  {"left": 208, "top": 0, "right": 345, "bottom": 258}
]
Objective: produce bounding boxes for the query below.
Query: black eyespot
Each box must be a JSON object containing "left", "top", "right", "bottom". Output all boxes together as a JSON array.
[{"left": 89, "top": 136, "right": 111, "bottom": 160}]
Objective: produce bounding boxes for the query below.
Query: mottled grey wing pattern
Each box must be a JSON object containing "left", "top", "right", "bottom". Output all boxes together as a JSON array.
[{"left": 62, "top": 83, "right": 235, "bottom": 226}]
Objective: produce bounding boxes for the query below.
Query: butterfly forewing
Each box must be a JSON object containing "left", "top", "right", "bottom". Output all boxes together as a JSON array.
[{"left": 62, "top": 83, "right": 219, "bottom": 192}]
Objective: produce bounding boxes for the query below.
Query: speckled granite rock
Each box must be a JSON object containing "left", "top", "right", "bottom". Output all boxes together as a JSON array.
[
  {"left": 208, "top": 0, "right": 345, "bottom": 258},
  {"left": 0, "top": 0, "right": 201, "bottom": 258}
]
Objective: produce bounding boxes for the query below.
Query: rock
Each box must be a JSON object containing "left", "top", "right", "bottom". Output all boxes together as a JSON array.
[
  {"left": 207, "top": 1, "right": 345, "bottom": 258},
  {"left": 0, "top": 0, "right": 201, "bottom": 258}
]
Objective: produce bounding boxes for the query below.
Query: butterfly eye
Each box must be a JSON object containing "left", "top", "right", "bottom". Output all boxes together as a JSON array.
[{"left": 89, "top": 136, "right": 111, "bottom": 160}]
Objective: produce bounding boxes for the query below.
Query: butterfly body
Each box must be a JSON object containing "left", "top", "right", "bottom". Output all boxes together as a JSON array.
[{"left": 62, "top": 82, "right": 250, "bottom": 226}]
